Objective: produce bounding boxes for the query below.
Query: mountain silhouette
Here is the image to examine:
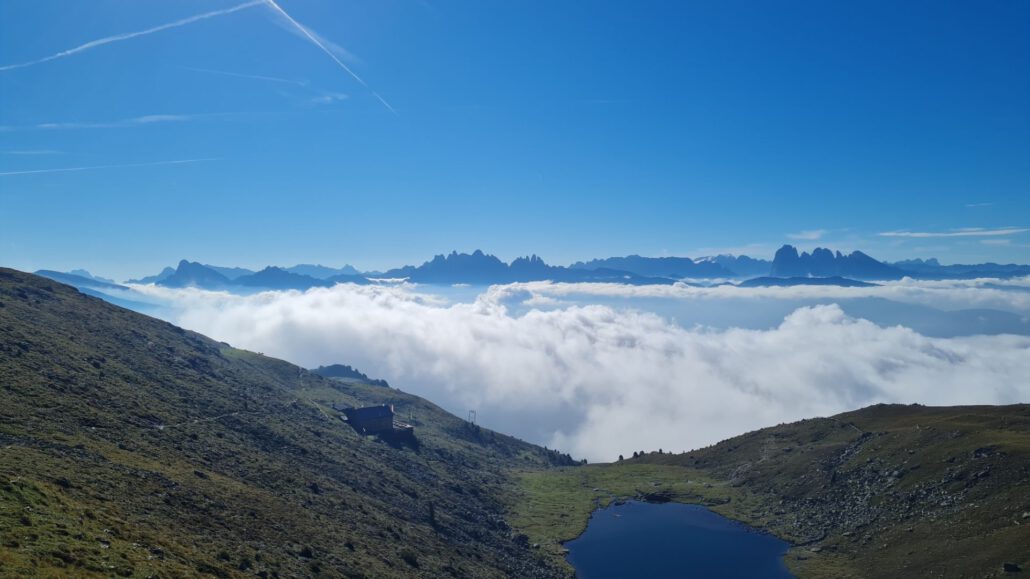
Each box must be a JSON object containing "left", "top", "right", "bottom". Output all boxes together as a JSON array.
[
  {"left": 127, "top": 266, "right": 176, "bottom": 285},
  {"left": 67, "top": 269, "right": 117, "bottom": 284},
  {"left": 35, "top": 270, "right": 128, "bottom": 291},
  {"left": 770, "top": 245, "right": 903, "bottom": 279},
  {"left": 891, "top": 258, "right": 1030, "bottom": 279},
  {"left": 286, "top": 264, "right": 362, "bottom": 279},
  {"left": 123, "top": 248, "right": 1030, "bottom": 290},
  {"left": 202, "top": 265, "right": 255, "bottom": 280},
  {"left": 157, "top": 260, "right": 232, "bottom": 289},
  {"left": 381, "top": 250, "right": 674, "bottom": 285},
  {"left": 570, "top": 255, "right": 732, "bottom": 278},
  {"left": 697, "top": 255, "right": 772, "bottom": 277},
  {"left": 383, "top": 250, "right": 510, "bottom": 284},
  {"left": 233, "top": 267, "right": 331, "bottom": 290}
]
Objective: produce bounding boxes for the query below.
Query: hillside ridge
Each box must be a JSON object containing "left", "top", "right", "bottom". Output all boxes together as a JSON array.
[
  {"left": 0, "top": 268, "right": 572, "bottom": 578},
  {"left": 513, "top": 403, "right": 1030, "bottom": 577}
]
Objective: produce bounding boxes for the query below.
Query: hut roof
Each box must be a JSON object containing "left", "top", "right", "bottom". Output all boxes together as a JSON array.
[{"left": 345, "top": 405, "right": 394, "bottom": 419}]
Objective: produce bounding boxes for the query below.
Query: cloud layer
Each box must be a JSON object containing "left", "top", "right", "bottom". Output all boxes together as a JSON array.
[
  {"left": 134, "top": 282, "right": 1030, "bottom": 461},
  {"left": 485, "top": 277, "right": 1030, "bottom": 312}
]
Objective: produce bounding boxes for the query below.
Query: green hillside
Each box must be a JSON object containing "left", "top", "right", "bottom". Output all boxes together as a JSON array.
[
  {"left": 512, "top": 404, "right": 1030, "bottom": 577},
  {"left": 0, "top": 268, "right": 573, "bottom": 578}
]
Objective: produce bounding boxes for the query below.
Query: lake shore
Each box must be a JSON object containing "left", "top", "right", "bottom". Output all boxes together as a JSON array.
[
  {"left": 510, "top": 405, "right": 1030, "bottom": 578},
  {"left": 508, "top": 462, "right": 821, "bottom": 576},
  {"left": 564, "top": 500, "right": 792, "bottom": 578}
]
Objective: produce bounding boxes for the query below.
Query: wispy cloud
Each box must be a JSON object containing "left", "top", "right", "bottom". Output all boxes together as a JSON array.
[
  {"left": 36, "top": 114, "right": 193, "bottom": 130},
  {"left": 3, "top": 149, "right": 64, "bottom": 155},
  {"left": 181, "top": 67, "right": 347, "bottom": 107},
  {"left": 1, "top": 113, "right": 231, "bottom": 132},
  {"left": 787, "top": 229, "right": 828, "bottom": 241},
  {"left": 1, "top": 0, "right": 393, "bottom": 114},
  {"left": 879, "top": 227, "right": 1029, "bottom": 238},
  {"left": 0, "top": 158, "right": 216, "bottom": 177},
  {"left": 264, "top": 0, "right": 396, "bottom": 114},
  {"left": 0, "top": 1, "right": 265, "bottom": 72},
  {"left": 966, "top": 202, "right": 995, "bottom": 208},
  {"left": 179, "top": 66, "right": 307, "bottom": 87},
  {"left": 309, "top": 92, "right": 349, "bottom": 105}
]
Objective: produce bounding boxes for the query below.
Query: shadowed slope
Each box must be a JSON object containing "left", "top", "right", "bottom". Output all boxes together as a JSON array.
[{"left": 0, "top": 268, "right": 571, "bottom": 578}]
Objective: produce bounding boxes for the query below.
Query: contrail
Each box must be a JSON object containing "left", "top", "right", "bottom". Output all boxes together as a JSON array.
[
  {"left": 0, "top": 158, "right": 216, "bottom": 177},
  {"left": 264, "top": 0, "right": 397, "bottom": 114},
  {"left": 0, "top": 1, "right": 265, "bottom": 72}
]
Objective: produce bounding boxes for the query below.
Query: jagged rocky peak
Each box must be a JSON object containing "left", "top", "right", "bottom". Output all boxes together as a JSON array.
[
  {"left": 770, "top": 244, "right": 903, "bottom": 280},
  {"left": 772, "top": 244, "right": 801, "bottom": 264},
  {"left": 511, "top": 254, "right": 548, "bottom": 268}
]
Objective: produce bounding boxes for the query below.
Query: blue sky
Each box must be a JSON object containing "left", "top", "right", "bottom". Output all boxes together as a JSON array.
[{"left": 1, "top": 0, "right": 1028, "bottom": 279}]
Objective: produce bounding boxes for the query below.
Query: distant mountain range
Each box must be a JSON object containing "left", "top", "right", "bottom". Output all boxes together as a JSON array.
[
  {"left": 569, "top": 254, "right": 776, "bottom": 279},
  {"left": 158, "top": 260, "right": 234, "bottom": 288},
  {"left": 55, "top": 246, "right": 1030, "bottom": 292},
  {"left": 126, "top": 266, "right": 176, "bottom": 285},
  {"left": 126, "top": 262, "right": 362, "bottom": 285},
  {"left": 286, "top": 263, "right": 362, "bottom": 279},
  {"left": 119, "top": 261, "right": 370, "bottom": 291},
  {"left": 694, "top": 254, "right": 773, "bottom": 277},
  {"left": 569, "top": 256, "right": 734, "bottom": 278},
  {"left": 765, "top": 246, "right": 1030, "bottom": 280},
  {"left": 67, "top": 269, "right": 117, "bottom": 284},
  {"left": 374, "top": 251, "right": 674, "bottom": 285},
  {"left": 888, "top": 257, "right": 1030, "bottom": 279},
  {"left": 35, "top": 270, "right": 128, "bottom": 291}
]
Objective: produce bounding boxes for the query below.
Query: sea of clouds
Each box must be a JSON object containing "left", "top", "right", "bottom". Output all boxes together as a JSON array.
[{"left": 131, "top": 278, "right": 1030, "bottom": 462}]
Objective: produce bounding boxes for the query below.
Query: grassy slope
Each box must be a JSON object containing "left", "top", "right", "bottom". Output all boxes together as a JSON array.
[
  {"left": 0, "top": 268, "right": 574, "bottom": 578},
  {"left": 511, "top": 405, "right": 1030, "bottom": 578}
]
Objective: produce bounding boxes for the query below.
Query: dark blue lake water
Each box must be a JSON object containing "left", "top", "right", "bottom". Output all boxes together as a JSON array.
[{"left": 565, "top": 501, "right": 793, "bottom": 579}]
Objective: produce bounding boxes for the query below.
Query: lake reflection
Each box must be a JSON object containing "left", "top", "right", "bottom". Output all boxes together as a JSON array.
[{"left": 565, "top": 501, "right": 793, "bottom": 578}]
